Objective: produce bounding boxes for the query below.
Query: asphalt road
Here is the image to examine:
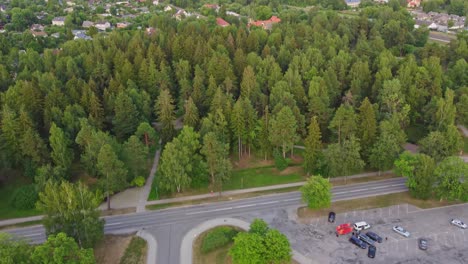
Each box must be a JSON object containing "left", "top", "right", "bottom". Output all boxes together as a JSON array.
[{"left": 5, "top": 177, "right": 407, "bottom": 263}]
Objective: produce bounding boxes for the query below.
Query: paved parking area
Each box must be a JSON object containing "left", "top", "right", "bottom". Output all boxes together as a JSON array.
[
  {"left": 246, "top": 203, "right": 468, "bottom": 264},
  {"left": 300, "top": 204, "right": 468, "bottom": 264}
]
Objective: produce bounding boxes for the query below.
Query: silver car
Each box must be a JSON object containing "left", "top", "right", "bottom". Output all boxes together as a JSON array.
[
  {"left": 450, "top": 219, "right": 467, "bottom": 229},
  {"left": 393, "top": 226, "right": 410, "bottom": 237}
]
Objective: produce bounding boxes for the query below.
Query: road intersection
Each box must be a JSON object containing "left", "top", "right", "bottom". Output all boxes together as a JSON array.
[{"left": 6, "top": 177, "right": 407, "bottom": 263}]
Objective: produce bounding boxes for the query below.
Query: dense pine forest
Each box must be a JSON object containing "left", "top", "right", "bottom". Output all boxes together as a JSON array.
[{"left": 0, "top": 0, "right": 467, "bottom": 211}]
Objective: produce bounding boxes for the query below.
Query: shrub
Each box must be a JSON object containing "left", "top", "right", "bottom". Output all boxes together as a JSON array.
[
  {"left": 201, "top": 226, "right": 239, "bottom": 253},
  {"left": 273, "top": 149, "right": 289, "bottom": 171},
  {"left": 10, "top": 184, "right": 38, "bottom": 209},
  {"left": 131, "top": 176, "right": 145, "bottom": 187}
]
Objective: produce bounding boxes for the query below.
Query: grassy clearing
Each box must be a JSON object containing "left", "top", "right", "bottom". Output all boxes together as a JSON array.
[
  {"left": 297, "top": 192, "right": 464, "bottom": 219},
  {"left": 223, "top": 166, "right": 305, "bottom": 191},
  {"left": 119, "top": 236, "right": 147, "bottom": 264},
  {"left": 193, "top": 226, "right": 242, "bottom": 264},
  {"left": 0, "top": 173, "right": 41, "bottom": 220}
]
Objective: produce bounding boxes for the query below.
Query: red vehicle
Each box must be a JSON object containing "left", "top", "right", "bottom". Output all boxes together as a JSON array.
[{"left": 336, "top": 223, "right": 353, "bottom": 236}]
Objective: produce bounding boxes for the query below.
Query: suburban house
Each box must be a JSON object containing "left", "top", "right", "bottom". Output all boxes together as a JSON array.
[
  {"left": 248, "top": 16, "right": 281, "bottom": 30},
  {"left": 0, "top": 5, "right": 6, "bottom": 12},
  {"left": 204, "top": 4, "right": 220, "bottom": 12},
  {"left": 72, "top": 30, "right": 92, "bottom": 40},
  {"left": 164, "top": 6, "right": 173, "bottom": 12},
  {"left": 116, "top": 22, "right": 130, "bottom": 28},
  {"left": 226, "top": 11, "right": 240, "bottom": 17},
  {"left": 152, "top": 0, "right": 159, "bottom": 5},
  {"left": 407, "top": 0, "right": 421, "bottom": 8},
  {"left": 174, "top": 9, "right": 188, "bottom": 20},
  {"left": 345, "top": 0, "right": 361, "bottom": 8},
  {"left": 52, "top": 17, "right": 66, "bottom": 26},
  {"left": 82, "top": 21, "right": 94, "bottom": 28},
  {"left": 95, "top": 21, "right": 111, "bottom": 31},
  {"left": 216, "top": 17, "right": 230, "bottom": 27},
  {"left": 30, "top": 24, "right": 47, "bottom": 37}
]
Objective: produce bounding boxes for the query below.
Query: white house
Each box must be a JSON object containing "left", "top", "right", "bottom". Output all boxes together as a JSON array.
[
  {"left": 52, "top": 17, "right": 66, "bottom": 26},
  {"left": 95, "top": 21, "right": 111, "bottom": 31}
]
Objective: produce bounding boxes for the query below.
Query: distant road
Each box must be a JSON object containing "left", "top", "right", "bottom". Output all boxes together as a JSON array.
[
  {"left": 429, "top": 31, "right": 456, "bottom": 43},
  {"left": 5, "top": 177, "right": 408, "bottom": 248}
]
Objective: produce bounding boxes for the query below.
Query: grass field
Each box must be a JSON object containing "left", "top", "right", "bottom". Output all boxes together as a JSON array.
[
  {"left": 223, "top": 166, "right": 305, "bottom": 191},
  {"left": 193, "top": 226, "right": 241, "bottom": 264},
  {"left": 0, "top": 174, "right": 40, "bottom": 220}
]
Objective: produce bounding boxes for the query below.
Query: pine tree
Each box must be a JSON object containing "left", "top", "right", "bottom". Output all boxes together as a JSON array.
[
  {"left": 258, "top": 106, "right": 272, "bottom": 160},
  {"left": 183, "top": 97, "right": 199, "bottom": 129},
  {"left": 155, "top": 89, "right": 176, "bottom": 144},
  {"left": 112, "top": 91, "right": 140, "bottom": 141},
  {"left": 201, "top": 132, "right": 232, "bottom": 192},
  {"left": 231, "top": 99, "right": 245, "bottom": 160},
  {"left": 269, "top": 106, "right": 298, "bottom": 158},
  {"left": 304, "top": 116, "right": 322, "bottom": 176},
  {"left": 49, "top": 123, "right": 74, "bottom": 178},
  {"left": 357, "top": 97, "right": 377, "bottom": 160},
  {"left": 122, "top": 135, "right": 149, "bottom": 181},
  {"left": 97, "top": 144, "right": 128, "bottom": 210},
  {"left": 329, "top": 104, "right": 358, "bottom": 144}
]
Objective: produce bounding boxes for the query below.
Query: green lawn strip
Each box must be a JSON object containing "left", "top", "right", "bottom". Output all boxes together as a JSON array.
[
  {"left": 297, "top": 191, "right": 464, "bottom": 219},
  {"left": 222, "top": 166, "right": 304, "bottom": 191},
  {"left": 119, "top": 236, "right": 147, "bottom": 264},
  {"left": 193, "top": 226, "right": 241, "bottom": 264},
  {"left": 0, "top": 176, "right": 41, "bottom": 220}
]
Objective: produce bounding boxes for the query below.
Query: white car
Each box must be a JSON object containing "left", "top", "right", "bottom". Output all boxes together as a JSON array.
[
  {"left": 392, "top": 226, "right": 410, "bottom": 237},
  {"left": 451, "top": 219, "right": 467, "bottom": 229},
  {"left": 354, "top": 221, "right": 371, "bottom": 231}
]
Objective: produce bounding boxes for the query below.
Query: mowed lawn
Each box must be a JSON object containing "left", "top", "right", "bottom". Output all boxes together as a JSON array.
[{"left": 223, "top": 166, "right": 305, "bottom": 191}]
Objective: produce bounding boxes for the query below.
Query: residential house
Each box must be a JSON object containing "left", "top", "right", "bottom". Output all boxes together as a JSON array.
[
  {"left": 345, "top": 0, "right": 361, "bottom": 8},
  {"left": 226, "top": 11, "right": 240, "bottom": 17},
  {"left": 66, "top": 1, "right": 76, "bottom": 6},
  {"left": 153, "top": 0, "right": 159, "bottom": 5},
  {"left": 248, "top": 16, "right": 281, "bottom": 30},
  {"left": 30, "top": 24, "right": 47, "bottom": 37},
  {"left": 204, "top": 4, "right": 220, "bottom": 12},
  {"left": 0, "top": 5, "right": 6, "bottom": 12},
  {"left": 52, "top": 17, "right": 66, "bottom": 26},
  {"left": 95, "top": 21, "right": 111, "bottom": 31},
  {"left": 164, "top": 6, "right": 173, "bottom": 12},
  {"left": 82, "top": 21, "right": 94, "bottom": 28},
  {"left": 407, "top": 0, "right": 421, "bottom": 8},
  {"left": 74, "top": 32, "right": 92, "bottom": 40},
  {"left": 64, "top": 7, "right": 74, "bottom": 13},
  {"left": 117, "top": 22, "right": 130, "bottom": 28},
  {"left": 174, "top": 9, "right": 188, "bottom": 20},
  {"left": 30, "top": 24, "right": 45, "bottom": 32},
  {"left": 31, "top": 30, "right": 48, "bottom": 37},
  {"left": 216, "top": 17, "right": 230, "bottom": 27}
]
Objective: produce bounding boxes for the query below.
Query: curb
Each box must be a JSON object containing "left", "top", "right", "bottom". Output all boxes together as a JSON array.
[
  {"left": 137, "top": 229, "right": 157, "bottom": 264},
  {"left": 180, "top": 217, "right": 313, "bottom": 264}
]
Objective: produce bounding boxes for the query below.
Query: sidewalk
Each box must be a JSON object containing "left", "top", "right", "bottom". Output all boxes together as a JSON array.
[
  {"left": 0, "top": 170, "right": 392, "bottom": 227},
  {"left": 145, "top": 170, "right": 393, "bottom": 206}
]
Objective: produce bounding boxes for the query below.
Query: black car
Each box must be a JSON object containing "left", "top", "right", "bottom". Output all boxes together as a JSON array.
[
  {"left": 366, "top": 231, "right": 383, "bottom": 243},
  {"left": 368, "top": 245, "right": 376, "bottom": 258},
  {"left": 358, "top": 234, "right": 375, "bottom": 246},
  {"left": 328, "top": 212, "right": 336, "bottom": 223},
  {"left": 350, "top": 236, "right": 367, "bottom": 249},
  {"left": 418, "top": 238, "right": 428, "bottom": 250}
]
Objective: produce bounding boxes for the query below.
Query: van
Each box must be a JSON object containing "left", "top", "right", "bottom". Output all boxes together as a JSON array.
[{"left": 353, "top": 221, "right": 371, "bottom": 231}]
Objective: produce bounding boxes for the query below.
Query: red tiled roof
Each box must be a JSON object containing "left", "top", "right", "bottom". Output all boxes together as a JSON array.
[
  {"left": 216, "top": 17, "right": 230, "bottom": 27},
  {"left": 248, "top": 16, "right": 281, "bottom": 29}
]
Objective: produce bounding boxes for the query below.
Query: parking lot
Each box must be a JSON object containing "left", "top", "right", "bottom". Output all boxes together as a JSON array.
[{"left": 289, "top": 203, "right": 468, "bottom": 263}]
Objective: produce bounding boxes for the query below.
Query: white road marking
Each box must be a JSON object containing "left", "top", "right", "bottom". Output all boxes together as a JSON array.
[
  {"left": 257, "top": 201, "right": 278, "bottom": 205},
  {"left": 234, "top": 204, "right": 256, "bottom": 209},
  {"left": 185, "top": 207, "right": 233, "bottom": 215},
  {"left": 282, "top": 198, "right": 300, "bottom": 202},
  {"left": 22, "top": 233, "right": 41, "bottom": 237},
  {"left": 106, "top": 222, "right": 122, "bottom": 226}
]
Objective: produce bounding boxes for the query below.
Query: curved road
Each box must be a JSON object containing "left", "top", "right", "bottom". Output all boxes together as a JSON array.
[{"left": 6, "top": 177, "right": 407, "bottom": 263}]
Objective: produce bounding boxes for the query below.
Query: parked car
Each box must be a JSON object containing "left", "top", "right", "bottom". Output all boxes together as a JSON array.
[
  {"left": 450, "top": 219, "right": 467, "bottom": 229},
  {"left": 368, "top": 245, "right": 376, "bottom": 258},
  {"left": 393, "top": 226, "right": 410, "bottom": 237},
  {"left": 358, "top": 233, "right": 375, "bottom": 246},
  {"left": 418, "top": 238, "right": 428, "bottom": 250},
  {"left": 353, "top": 221, "right": 371, "bottom": 231},
  {"left": 366, "top": 231, "right": 383, "bottom": 243},
  {"left": 336, "top": 223, "right": 353, "bottom": 236},
  {"left": 350, "top": 236, "right": 367, "bottom": 249},
  {"left": 328, "top": 212, "right": 336, "bottom": 223}
]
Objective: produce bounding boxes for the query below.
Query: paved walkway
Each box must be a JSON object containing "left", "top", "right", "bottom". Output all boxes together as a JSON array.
[
  {"left": 458, "top": 125, "right": 468, "bottom": 137},
  {"left": 137, "top": 229, "right": 157, "bottom": 264},
  {"left": 137, "top": 146, "right": 161, "bottom": 212},
  {"left": 145, "top": 170, "right": 392, "bottom": 206}
]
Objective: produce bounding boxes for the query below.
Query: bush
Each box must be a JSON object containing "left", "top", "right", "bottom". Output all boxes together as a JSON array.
[
  {"left": 131, "top": 176, "right": 145, "bottom": 187},
  {"left": 201, "top": 226, "right": 239, "bottom": 253},
  {"left": 10, "top": 184, "right": 38, "bottom": 209},
  {"left": 273, "top": 149, "right": 289, "bottom": 171}
]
